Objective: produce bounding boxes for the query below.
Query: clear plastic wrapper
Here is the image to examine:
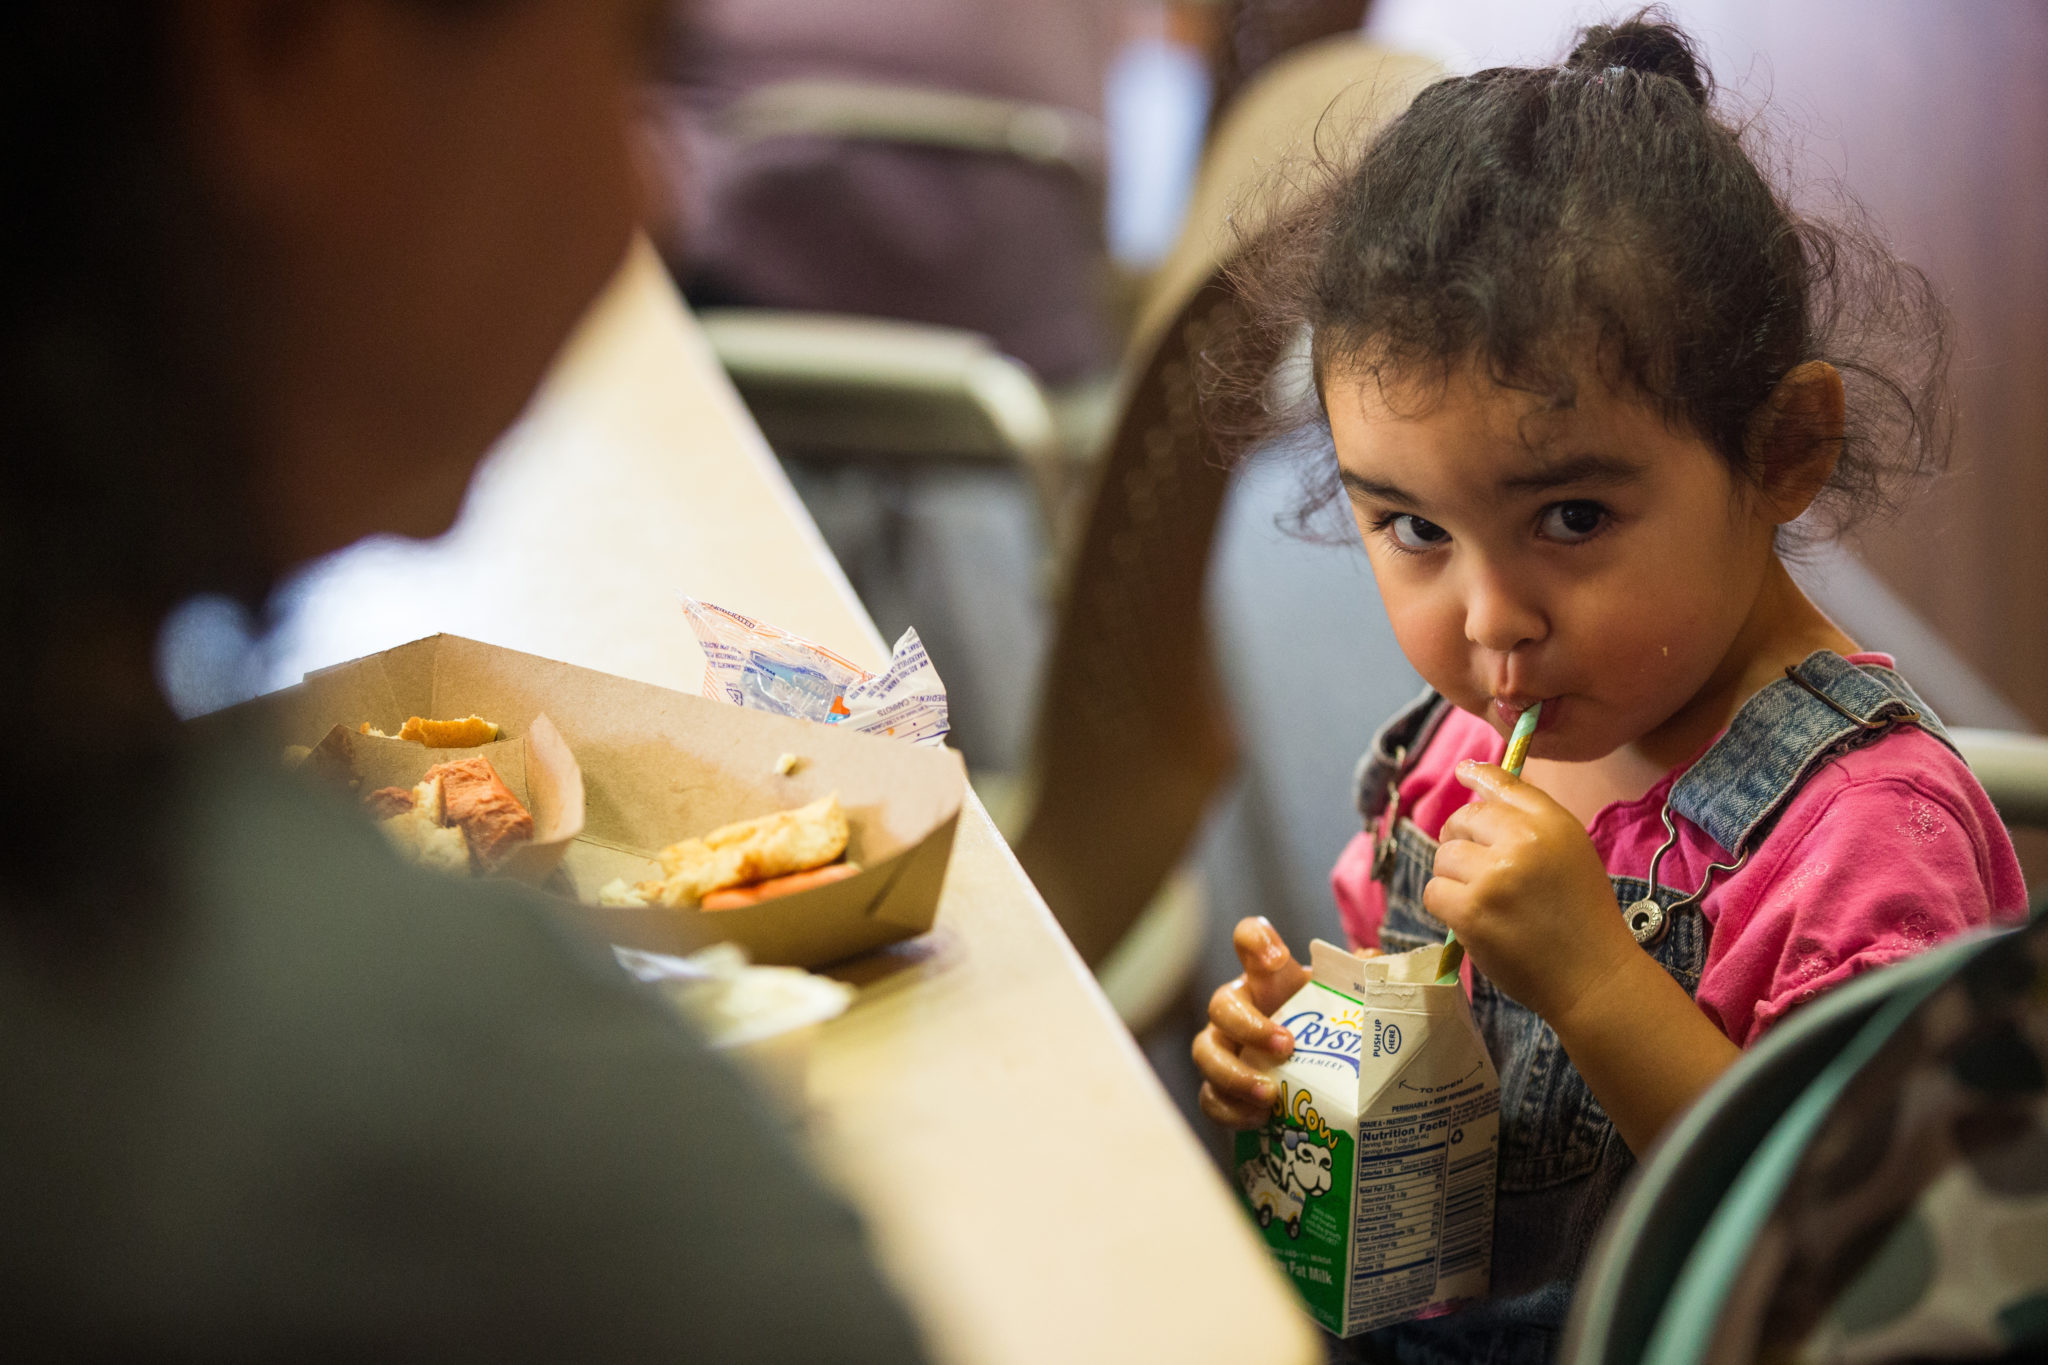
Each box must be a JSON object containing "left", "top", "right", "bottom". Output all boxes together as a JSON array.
[{"left": 679, "top": 595, "right": 949, "bottom": 746}]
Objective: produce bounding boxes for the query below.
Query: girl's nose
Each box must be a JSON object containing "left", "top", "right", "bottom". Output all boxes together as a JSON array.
[{"left": 1463, "top": 565, "right": 1546, "bottom": 654}]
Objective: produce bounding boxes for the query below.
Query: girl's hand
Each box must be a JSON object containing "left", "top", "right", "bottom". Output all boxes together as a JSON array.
[
  {"left": 1192, "top": 918, "right": 1314, "bottom": 1129},
  {"left": 1426, "top": 761, "right": 1639, "bottom": 1023}
]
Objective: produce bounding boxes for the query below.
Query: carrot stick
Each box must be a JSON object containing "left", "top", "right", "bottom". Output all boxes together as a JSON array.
[{"left": 699, "top": 861, "right": 861, "bottom": 911}]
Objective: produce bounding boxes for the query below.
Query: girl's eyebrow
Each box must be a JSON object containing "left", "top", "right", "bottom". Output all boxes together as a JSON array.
[
  {"left": 1339, "top": 468, "right": 1422, "bottom": 507},
  {"left": 1338, "top": 452, "right": 1644, "bottom": 508},
  {"left": 1497, "top": 452, "right": 1647, "bottom": 493}
]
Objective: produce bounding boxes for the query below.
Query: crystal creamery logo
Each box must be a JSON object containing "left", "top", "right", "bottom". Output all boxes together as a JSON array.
[{"left": 1282, "top": 1003, "right": 1366, "bottom": 1073}]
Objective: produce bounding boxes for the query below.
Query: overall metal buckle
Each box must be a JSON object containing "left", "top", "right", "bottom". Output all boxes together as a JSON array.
[
  {"left": 1624, "top": 802, "right": 1750, "bottom": 946},
  {"left": 1782, "top": 664, "right": 1918, "bottom": 731}
]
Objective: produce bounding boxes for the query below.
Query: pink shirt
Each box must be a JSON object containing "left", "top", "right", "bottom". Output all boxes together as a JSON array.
[{"left": 1331, "top": 656, "right": 2029, "bottom": 1045}]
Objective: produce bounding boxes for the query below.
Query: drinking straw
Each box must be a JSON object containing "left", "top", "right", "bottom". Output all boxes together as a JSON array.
[
  {"left": 1437, "top": 702, "right": 1542, "bottom": 984},
  {"left": 1501, "top": 701, "right": 1541, "bottom": 780}
]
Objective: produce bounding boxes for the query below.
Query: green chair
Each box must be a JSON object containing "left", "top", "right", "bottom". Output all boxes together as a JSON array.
[{"left": 1562, "top": 931, "right": 1996, "bottom": 1364}]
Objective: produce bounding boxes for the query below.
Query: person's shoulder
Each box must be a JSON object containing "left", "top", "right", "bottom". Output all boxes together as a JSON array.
[
  {"left": 180, "top": 739, "right": 689, "bottom": 1043},
  {"left": 1759, "top": 718, "right": 2021, "bottom": 910},
  {"left": 1801, "top": 720, "right": 1991, "bottom": 817},
  {"left": 1794, "top": 654, "right": 1990, "bottom": 805},
  {"left": 8, "top": 745, "right": 927, "bottom": 1361}
]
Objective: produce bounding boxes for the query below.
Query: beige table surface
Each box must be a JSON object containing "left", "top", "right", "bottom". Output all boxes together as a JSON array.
[{"left": 270, "top": 240, "right": 1321, "bottom": 1365}]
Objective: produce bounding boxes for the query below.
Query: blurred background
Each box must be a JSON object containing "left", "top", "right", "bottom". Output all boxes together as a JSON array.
[{"left": 165, "top": 0, "right": 2048, "bottom": 1159}]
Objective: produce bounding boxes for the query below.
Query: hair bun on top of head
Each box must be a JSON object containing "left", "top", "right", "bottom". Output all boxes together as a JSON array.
[{"left": 1567, "top": 14, "right": 1710, "bottom": 103}]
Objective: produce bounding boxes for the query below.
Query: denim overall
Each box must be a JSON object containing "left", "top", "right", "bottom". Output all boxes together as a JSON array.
[{"left": 1342, "top": 652, "right": 1954, "bottom": 1365}]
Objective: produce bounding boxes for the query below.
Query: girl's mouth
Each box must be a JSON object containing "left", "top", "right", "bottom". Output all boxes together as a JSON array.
[{"left": 1493, "top": 695, "right": 1559, "bottom": 734}]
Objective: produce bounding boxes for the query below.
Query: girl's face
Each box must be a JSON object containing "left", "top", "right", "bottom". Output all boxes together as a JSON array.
[{"left": 1324, "top": 358, "right": 1783, "bottom": 764}]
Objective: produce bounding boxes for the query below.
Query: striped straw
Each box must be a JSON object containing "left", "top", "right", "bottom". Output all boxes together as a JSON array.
[{"left": 1438, "top": 701, "right": 1542, "bottom": 983}]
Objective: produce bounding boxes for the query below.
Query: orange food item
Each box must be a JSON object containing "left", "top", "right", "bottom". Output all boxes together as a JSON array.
[
  {"left": 423, "top": 756, "right": 534, "bottom": 870},
  {"left": 699, "top": 861, "right": 860, "bottom": 911},
  {"left": 398, "top": 714, "right": 499, "bottom": 748}
]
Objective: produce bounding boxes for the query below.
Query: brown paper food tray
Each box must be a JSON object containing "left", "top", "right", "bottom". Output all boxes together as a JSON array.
[
  {"left": 213, "top": 634, "right": 966, "bottom": 968},
  {"left": 300, "top": 715, "right": 586, "bottom": 884}
]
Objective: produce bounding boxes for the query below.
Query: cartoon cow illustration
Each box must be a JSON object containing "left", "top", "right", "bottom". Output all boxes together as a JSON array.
[{"left": 1238, "top": 1127, "right": 1334, "bottom": 1239}]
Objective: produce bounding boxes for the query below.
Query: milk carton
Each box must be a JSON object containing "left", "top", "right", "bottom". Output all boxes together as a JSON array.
[{"left": 1233, "top": 939, "right": 1501, "bottom": 1336}]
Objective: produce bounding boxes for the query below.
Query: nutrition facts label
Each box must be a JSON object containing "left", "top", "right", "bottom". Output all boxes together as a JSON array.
[
  {"left": 1346, "top": 1117, "right": 1447, "bottom": 1323},
  {"left": 1346, "top": 1087, "right": 1498, "bottom": 1330}
]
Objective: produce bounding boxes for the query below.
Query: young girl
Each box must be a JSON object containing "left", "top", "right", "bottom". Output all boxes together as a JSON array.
[{"left": 1190, "top": 15, "right": 2029, "bottom": 1362}]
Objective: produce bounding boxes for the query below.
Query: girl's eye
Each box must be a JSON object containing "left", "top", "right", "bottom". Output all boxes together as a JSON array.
[
  {"left": 1540, "top": 500, "right": 1608, "bottom": 543},
  {"left": 1385, "top": 514, "right": 1450, "bottom": 551}
]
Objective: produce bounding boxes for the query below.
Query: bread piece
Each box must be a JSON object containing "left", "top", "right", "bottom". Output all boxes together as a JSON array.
[
  {"left": 423, "top": 756, "right": 534, "bottom": 871},
  {"left": 598, "top": 878, "right": 651, "bottom": 908},
  {"left": 398, "top": 714, "right": 499, "bottom": 748},
  {"left": 411, "top": 774, "right": 444, "bottom": 823},
  {"left": 363, "top": 786, "right": 415, "bottom": 820},
  {"left": 653, "top": 793, "right": 849, "bottom": 906},
  {"left": 378, "top": 775, "right": 470, "bottom": 874}
]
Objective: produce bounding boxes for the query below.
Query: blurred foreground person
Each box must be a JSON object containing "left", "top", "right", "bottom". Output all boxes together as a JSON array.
[{"left": 0, "top": 3, "right": 926, "bottom": 1359}]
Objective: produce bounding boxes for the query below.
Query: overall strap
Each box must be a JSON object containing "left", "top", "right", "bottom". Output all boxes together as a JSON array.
[
  {"left": 1353, "top": 685, "right": 1452, "bottom": 823},
  {"left": 1670, "top": 651, "right": 1956, "bottom": 858}
]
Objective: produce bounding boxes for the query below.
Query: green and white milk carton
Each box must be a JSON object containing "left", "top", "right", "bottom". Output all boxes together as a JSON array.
[{"left": 1233, "top": 939, "right": 1501, "bottom": 1336}]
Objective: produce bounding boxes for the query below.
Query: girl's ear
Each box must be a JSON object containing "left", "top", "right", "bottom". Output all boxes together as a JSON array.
[{"left": 1748, "top": 361, "right": 1846, "bottom": 523}]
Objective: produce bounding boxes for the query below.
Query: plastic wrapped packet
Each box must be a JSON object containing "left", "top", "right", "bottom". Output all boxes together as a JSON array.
[
  {"left": 615, "top": 944, "right": 855, "bottom": 1111},
  {"left": 679, "top": 595, "right": 949, "bottom": 746}
]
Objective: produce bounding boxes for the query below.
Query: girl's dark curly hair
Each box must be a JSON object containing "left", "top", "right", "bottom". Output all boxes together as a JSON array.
[{"left": 1205, "top": 9, "right": 1951, "bottom": 546}]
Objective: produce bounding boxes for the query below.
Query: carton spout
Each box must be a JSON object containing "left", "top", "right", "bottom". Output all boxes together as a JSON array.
[
  {"left": 1384, "top": 942, "right": 1462, "bottom": 985},
  {"left": 1310, "top": 938, "right": 1463, "bottom": 991}
]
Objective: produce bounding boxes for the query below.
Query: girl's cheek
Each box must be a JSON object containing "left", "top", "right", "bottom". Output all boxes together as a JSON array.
[
  {"left": 1571, "top": 564, "right": 1681, "bottom": 646},
  {"left": 1383, "top": 597, "right": 1472, "bottom": 696}
]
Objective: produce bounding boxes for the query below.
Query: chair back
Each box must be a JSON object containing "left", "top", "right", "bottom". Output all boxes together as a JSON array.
[
  {"left": 1013, "top": 38, "right": 1439, "bottom": 964},
  {"left": 1952, "top": 726, "right": 2048, "bottom": 830},
  {"left": 1562, "top": 930, "right": 2003, "bottom": 1364}
]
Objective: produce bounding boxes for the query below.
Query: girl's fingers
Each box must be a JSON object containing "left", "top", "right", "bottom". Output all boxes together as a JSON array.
[
  {"left": 1200, "top": 1081, "right": 1276, "bottom": 1130},
  {"left": 1430, "top": 838, "right": 1483, "bottom": 884},
  {"left": 1231, "top": 915, "right": 1289, "bottom": 972},
  {"left": 1437, "top": 804, "right": 1483, "bottom": 848},
  {"left": 1192, "top": 1024, "right": 1280, "bottom": 1107},
  {"left": 1439, "top": 796, "right": 1519, "bottom": 848},
  {"left": 1454, "top": 760, "right": 1521, "bottom": 799},
  {"left": 1209, "top": 976, "right": 1295, "bottom": 1056},
  {"left": 1247, "top": 956, "right": 1311, "bottom": 1016},
  {"left": 1456, "top": 760, "right": 1557, "bottom": 818},
  {"left": 1422, "top": 873, "right": 1468, "bottom": 932},
  {"left": 1231, "top": 915, "right": 1311, "bottom": 1014}
]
